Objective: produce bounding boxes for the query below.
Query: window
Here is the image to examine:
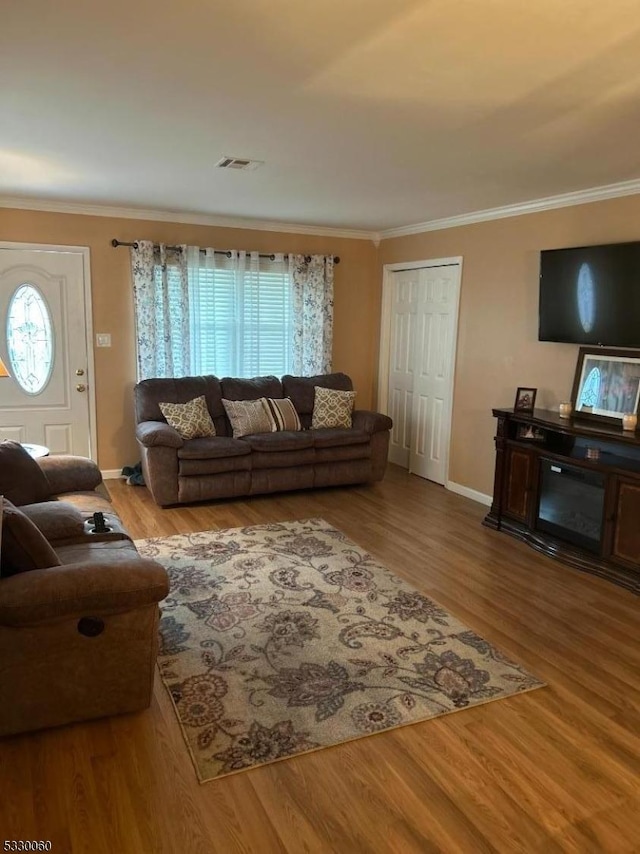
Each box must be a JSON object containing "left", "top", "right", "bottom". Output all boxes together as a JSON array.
[
  {"left": 133, "top": 242, "right": 332, "bottom": 382},
  {"left": 6, "top": 283, "right": 54, "bottom": 394},
  {"left": 187, "top": 252, "right": 293, "bottom": 378}
]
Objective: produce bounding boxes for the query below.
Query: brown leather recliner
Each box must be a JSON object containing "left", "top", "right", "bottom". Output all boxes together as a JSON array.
[{"left": 0, "top": 447, "right": 169, "bottom": 736}]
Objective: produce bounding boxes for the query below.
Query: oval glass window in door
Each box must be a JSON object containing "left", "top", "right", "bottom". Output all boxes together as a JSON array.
[{"left": 6, "top": 284, "right": 54, "bottom": 394}]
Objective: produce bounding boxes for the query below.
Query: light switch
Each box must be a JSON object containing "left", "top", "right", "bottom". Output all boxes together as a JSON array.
[{"left": 96, "top": 333, "right": 112, "bottom": 348}]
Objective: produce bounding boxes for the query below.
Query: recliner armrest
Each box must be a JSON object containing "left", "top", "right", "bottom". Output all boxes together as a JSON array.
[
  {"left": 136, "top": 421, "right": 183, "bottom": 448},
  {"left": 352, "top": 410, "right": 393, "bottom": 434},
  {"left": 37, "top": 455, "right": 102, "bottom": 495},
  {"left": 0, "top": 559, "right": 170, "bottom": 626}
]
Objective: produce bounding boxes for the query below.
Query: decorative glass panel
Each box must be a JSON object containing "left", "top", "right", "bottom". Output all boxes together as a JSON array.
[
  {"left": 580, "top": 366, "right": 601, "bottom": 408},
  {"left": 6, "top": 284, "right": 54, "bottom": 394}
]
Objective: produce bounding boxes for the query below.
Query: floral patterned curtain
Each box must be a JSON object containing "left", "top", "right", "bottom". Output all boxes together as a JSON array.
[
  {"left": 130, "top": 241, "right": 190, "bottom": 379},
  {"left": 291, "top": 254, "right": 334, "bottom": 375}
]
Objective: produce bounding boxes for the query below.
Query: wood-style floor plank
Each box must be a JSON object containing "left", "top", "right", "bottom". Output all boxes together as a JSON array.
[{"left": 1, "top": 465, "right": 639, "bottom": 853}]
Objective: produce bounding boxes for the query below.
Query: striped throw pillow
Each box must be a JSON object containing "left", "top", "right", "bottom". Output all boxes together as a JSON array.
[
  {"left": 311, "top": 386, "right": 356, "bottom": 429},
  {"left": 263, "top": 398, "right": 302, "bottom": 432},
  {"left": 222, "top": 398, "right": 274, "bottom": 438}
]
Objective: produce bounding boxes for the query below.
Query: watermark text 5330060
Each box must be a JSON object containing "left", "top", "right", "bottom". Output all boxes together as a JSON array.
[{"left": 4, "top": 843, "right": 52, "bottom": 851}]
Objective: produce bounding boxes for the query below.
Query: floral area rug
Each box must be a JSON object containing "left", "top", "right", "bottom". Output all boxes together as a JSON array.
[{"left": 137, "top": 519, "right": 544, "bottom": 782}]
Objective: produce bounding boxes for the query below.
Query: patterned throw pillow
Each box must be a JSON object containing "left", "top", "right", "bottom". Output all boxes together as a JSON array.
[
  {"left": 311, "top": 386, "right": 356, "bottom": 429},
  {"left": 159, "top": 396, "right": 216, "bottom": 440},
  {"left": 222, "top": 398, "right": 274, "bottom": 439},
  {"left": 262, "top": 398, "right": 302, "bottom": 432}
]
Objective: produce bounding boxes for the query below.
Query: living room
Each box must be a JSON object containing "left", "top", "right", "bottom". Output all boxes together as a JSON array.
[{"left": 1, "top": 1, "right": 640, "bottom": 851}]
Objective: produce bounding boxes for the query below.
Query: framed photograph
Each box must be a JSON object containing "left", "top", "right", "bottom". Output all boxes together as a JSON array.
[
  {"left": 571, "top": 347, "right": 640, "bottom": 425},
  {"left": 514, "top": 387, "right": 537, "bottom": 413}
]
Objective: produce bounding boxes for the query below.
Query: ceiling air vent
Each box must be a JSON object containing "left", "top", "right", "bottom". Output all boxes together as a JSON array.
[{"left": 216, "top": 156, "right": 263, "bottom": 171}]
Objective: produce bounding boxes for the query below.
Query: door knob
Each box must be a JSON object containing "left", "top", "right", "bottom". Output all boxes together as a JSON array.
[
  {"left": 76, "top": 383, "right": 86, "bottom": 392},
  {"left": 76, "top": 368, "right": 85, "bottom": 376}
]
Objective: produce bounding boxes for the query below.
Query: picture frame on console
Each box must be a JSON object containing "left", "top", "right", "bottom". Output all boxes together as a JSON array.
[
  {"left": 514, "top": 387, "right": 537, "bottom": 413},
  {"left": 571, "top": 347, "right": 640, "bottom": 426}
]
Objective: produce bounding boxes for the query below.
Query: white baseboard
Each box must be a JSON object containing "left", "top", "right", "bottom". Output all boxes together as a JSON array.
[
  {"left": 101, "top": 469, "right": 124, "bottom": 480},
  {"left": 446, "top": 480, "right": 492, "bottom": 506}
]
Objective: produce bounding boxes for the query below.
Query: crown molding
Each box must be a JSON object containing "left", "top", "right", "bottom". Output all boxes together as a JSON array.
[
  {"left": 379, "top": 178, "right": 640, "bottom": 240},
  {"left": 5, "top": 176, "right": 640, "bottom": 245},
  {"left": 0, "top": 195, "right": 379, "bottom": 242}
]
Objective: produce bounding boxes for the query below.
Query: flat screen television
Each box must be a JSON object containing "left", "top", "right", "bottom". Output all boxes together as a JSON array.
[{"left": 539, "top": 241, "right": 640, "bottom": 347}]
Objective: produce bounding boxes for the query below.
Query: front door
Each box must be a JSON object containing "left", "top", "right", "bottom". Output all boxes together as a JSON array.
[{"left": 0, "top": 248, "right": 93, "bottom": 457}]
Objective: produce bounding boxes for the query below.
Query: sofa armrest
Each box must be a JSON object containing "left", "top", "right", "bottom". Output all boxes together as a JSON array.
[
  {"left": 0, "top": 560, "right": 169, "bottom": 626},
  {"left": 136, "top": 420, "right": 184, "bottom": 449},
  {"left": 37, "top": 455, "right": 103, "bottom": 495},
  {"left": 352, "top": 410, "right": 393, "bottom": 434}
]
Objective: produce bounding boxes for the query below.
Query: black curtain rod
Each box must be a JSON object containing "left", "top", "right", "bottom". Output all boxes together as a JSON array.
[{"left": 111, "top": 239, "right": 340, "bottom": 264}]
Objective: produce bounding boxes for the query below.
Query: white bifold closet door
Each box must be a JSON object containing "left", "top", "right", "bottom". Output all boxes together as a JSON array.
[{"left": 386, "top": 262, "right": 461, "bottom": 484}]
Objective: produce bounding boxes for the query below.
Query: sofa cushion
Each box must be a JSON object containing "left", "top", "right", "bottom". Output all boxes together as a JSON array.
[
  {"left": 51, "top": 492, "right": 114, "bottom": 518},
  {"left": 54, "top": 539, "right": 143, "bottom": 567},
  {"left": 314, "top": 459, "right": 372, "bottom": 487},
  {"left": 0, "top": 440, "right": 51, "bottom": 506},
  {"left": 282, "top": 373, "right": 353, "bottom": 418},
  {"left": 20, "top": 501, "right": 86, "bottom": 542},
  {"left": 241, "top": 431, "right": 314, "bottom": 452},
  {"left": 263, "top": 397, "right": 302, "bottom": 432},
  {"left": 309, "top": 428, "right": 370, "bottom": 448},
  {"left": 179, "top": 455, "right": 252, "bottom": 476},
  {"left": 0, "top": 558, "right": 169, "bottom": 628},
  {"left": 178, "top": 471, "right": 252, "bottom": 503},
  {"left": 250, "top": 465, "right": 314, "bottom": 495},
  {"left": 315, "top": 444, "right": 371, "bottom": 464},
  {"left": 177, "top": 436, "right": 251, "bottom": 460},
  {"left": 0, "top": 499, "right": 62, "bottom": 577},
  {"left": 220, "top": 375, "right": 283, "bottom": 401},
  {"left": 159, "top": 395, "right": 216, "bottom": 440},
  {"left": 250, "top": 449, "right": 316, "bottom": 469},
  {"left": 222, "top": 398, "right": 274, "bottom": 439},
  {"left": 311, "top": 387, "right": 356, "bottom": 429},
  {"left": 38, "top": 455, "right": 103, "bottom": 494},
  {"left": 135, "top": 376, "right": 228, "bottom": 436}
]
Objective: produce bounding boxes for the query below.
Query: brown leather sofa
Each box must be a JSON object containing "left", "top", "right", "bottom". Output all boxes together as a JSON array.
[
  {"left": 0, "top": 447, "right": 169, "bottom": 736},
  {"left": 134, "top": 372, "right": 393, "bottom": 507}
]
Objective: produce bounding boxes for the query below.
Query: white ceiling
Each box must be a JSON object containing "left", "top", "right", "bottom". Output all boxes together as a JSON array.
[{"left": 3, "top": 0, "right": 640, "bottom": 232}]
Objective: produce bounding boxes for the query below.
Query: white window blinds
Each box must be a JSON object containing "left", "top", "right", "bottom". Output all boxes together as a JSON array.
[{"left": 187, "top": 250, "right": 293, "bottom": 378}]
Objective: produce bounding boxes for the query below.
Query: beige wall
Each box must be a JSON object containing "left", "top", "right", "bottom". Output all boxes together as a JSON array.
[
  {"left": 0, "top": 208, "right": 377, "bottom": 470},
  {"left": 378, "top": 194, "right": 640, "bottom": 497},
  {"left": 6, "top": 193, "right": 640, "bottom": 489}
]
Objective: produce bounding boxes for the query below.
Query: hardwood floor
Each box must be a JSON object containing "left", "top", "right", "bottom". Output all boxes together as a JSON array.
[{"left": 2, "top": 465, "right": 640, "bottom": 853}]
